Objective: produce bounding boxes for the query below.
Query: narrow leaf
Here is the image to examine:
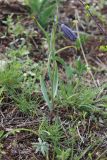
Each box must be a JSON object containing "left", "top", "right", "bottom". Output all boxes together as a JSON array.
[
  {"left": 40, "top": 76, "right": 52, "bottom": 111},
  {"left": 52, "top": 63, "right": 58, "bottom": 98}
]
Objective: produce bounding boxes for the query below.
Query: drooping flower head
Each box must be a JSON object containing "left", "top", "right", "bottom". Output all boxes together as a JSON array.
[{"left": 61, "top": 24, "right": 77, "bottom": 41}]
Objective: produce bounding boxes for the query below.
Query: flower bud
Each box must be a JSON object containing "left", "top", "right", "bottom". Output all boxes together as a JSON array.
[{"left": 61, "top": 24, "right": 77, "bottom": 41}]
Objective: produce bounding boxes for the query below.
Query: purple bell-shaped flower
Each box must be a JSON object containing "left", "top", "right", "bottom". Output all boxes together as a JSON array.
[{"left": 61, "top": 24, "right": 77, "bottom": 41}]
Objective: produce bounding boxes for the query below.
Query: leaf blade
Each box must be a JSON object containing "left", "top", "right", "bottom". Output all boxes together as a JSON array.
[
  {"left": 40, "top": 76, "right": 52, "bottom": 111},
  {"left": 52, "top": 63, "right": 58, "bottom": 98}
]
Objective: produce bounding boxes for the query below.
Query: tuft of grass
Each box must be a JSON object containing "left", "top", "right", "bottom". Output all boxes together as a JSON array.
[
  {"left": 0, "top": 61, "right": 22, "bottom": 91},
  {"left": 25, "top": 0, "right": 60, "bottom": 27},
  {"left": 57, "top": 79, "right": 100, "bottom": 112},
  {"left": 13, "top": 91, "right": 39, "bottom": 115}
]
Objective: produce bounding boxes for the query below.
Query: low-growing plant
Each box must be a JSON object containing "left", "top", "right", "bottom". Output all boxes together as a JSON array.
[
  {"left": 57, "top": 75, "right": 100, "bottom": 112},
  {"left": 12, "top": 61, "right": 43, "bottom": 115},
  {"left": 3, "top": 14, "right": 32, "bottom": 38},
  {"left": 3, "top": 14, "right": 25, "bottom": 37},
  {"left": 25, "top": 0, "right": 60, "bottom": 27},
  {"left": 56, "top": 148, "right": 71, "bottom": 160},
  {"left": 13, "top": 91, "right": 39, "bottom": 115},
  {"left": 32, "top": 138, "right": 49, "bottom": 159},
  {"left": 6, "top": 45, "right": 29, "bottom": 58},
  {"left": 65, "top": 58, "right": 87, "bottom": 78},
  {"left": 0, "top": 61, "right": 22, "bottom": 91},
  {"left": 39, "top": 119, "right": 64, "bottom": 147}
]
